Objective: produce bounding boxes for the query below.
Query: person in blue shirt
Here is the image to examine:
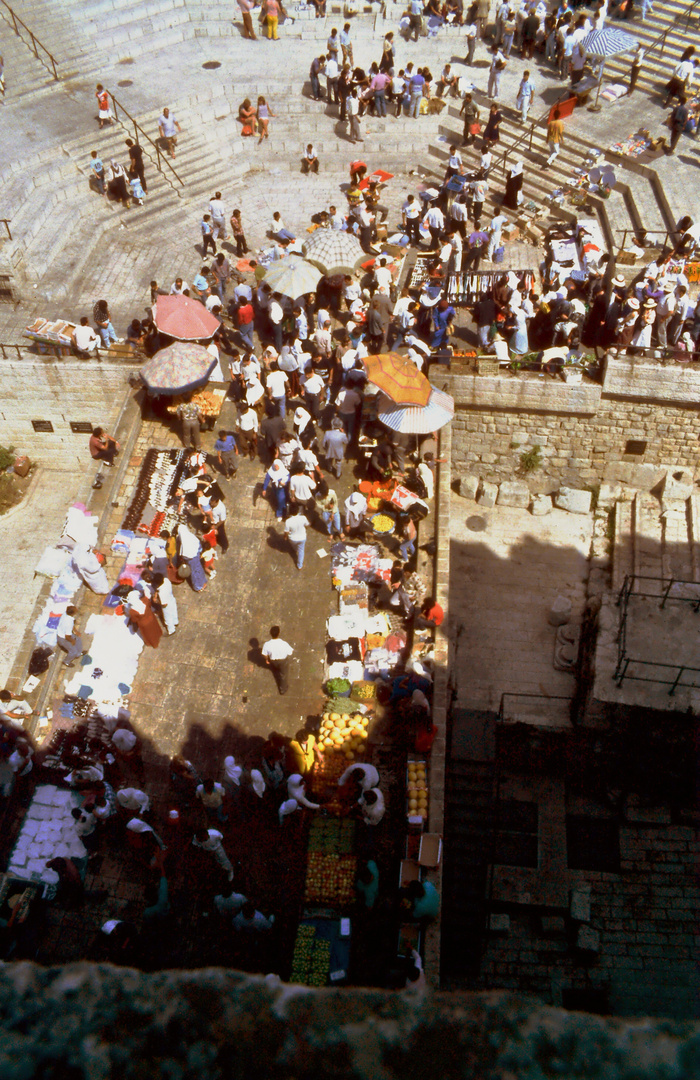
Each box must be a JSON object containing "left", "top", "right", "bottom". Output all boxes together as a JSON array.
[
  {"left": 201, "top": 215, "right": 216, "bottom": 256},
  {"left": 215, "top": 430, "right": 238, "bottom": 478},
  {"left": 404, "top": 879, "right": 440, "bottom": 921},
  {"left": 192, "top": 266, "right": 211, "bottom": 301},
  {"left": 143, "top": 874, "right": 171, "bottom": 920},
  {"left": 356, "top": 859, "right": 379, "bottom": 908},
  {"left": 431, "top": 298, "right": 455, "bottom": 349}
]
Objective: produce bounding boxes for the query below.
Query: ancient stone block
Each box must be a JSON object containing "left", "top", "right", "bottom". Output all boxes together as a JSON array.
[
  {"left": 489, "top": 914, "right": 510, "bottom": 935},
  {"left": 497, "top": 480, "right": 530, "bottom": 508},
  {"left": 531, "top": 494, "right": 552, "bottom": 516},
  {"left": 477, "top": 481, "right": 498, "bottom": 508},
  {"left": 576, "top": 925, "right": 601, "bottom": 952},
  {"left": 555, "top": 487, "right": 593, "bottom": 515},
  {"left": 457, "top": 475, "right": 479, "bottom": 501},
  {"left": 660, "top": 469, "right": 694, "bottom": 502},
  {"left": 540, "top": 916, "right": 567, "bottom": 937},
  {"left": 571, "top": 888, "right": 591, "bottom": 922}
]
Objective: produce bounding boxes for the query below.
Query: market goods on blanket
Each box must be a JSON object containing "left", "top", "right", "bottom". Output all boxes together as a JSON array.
[
  {"left": 320, "top": 711, "right": 369, "bottom": 756},
  {"left": 305, "top": 852, "right": 357, "bottom": 904}
]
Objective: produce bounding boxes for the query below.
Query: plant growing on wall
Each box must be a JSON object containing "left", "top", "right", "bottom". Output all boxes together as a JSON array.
[{"left": 519, "top": 445, "right": 543, "bottom": 474}]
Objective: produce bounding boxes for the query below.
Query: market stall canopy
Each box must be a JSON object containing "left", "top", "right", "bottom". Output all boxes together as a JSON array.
[
  {"left": 376, "top": 387, "right": 455, "bottom": 434},
  {"left": 141, "top": 341, "right": 217, "bottom": 395},
  {"left": 302, "top": 229, "right": 365, "bottom": 276},
  {"left": 263, "top": 255, "right": 322, "bottom": 299},
  {"left": 154, "top": 295, "right": 220, "bottom": 341},
  {"left": 362, "top": 352, "right": 432, "bottom": 408},
  {"left": 581, "top": 27, "right": 638, "bottom": 111}
]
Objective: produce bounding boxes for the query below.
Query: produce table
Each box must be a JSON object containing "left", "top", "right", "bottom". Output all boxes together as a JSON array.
[
  {"left": 165, "top": 386, "right": 227, "bottom": 429},
  {"left": 290, "top": 917, "right": 350, "bottom": 986},
  {"left": 24, "top": 317, "right": 77, "bottom": 356}
]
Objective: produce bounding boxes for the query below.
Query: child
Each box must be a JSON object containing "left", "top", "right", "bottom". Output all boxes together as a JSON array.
[
  {"left": 129, "top": 174, "right": 145, "bottom": 206},
  {"left": 201, "top": 539, "right": 218, "bottom": 579},
  {"left": 95, "top": 84, "right": 113, "bottom": 128},
  {"left": 90, "top": 150, "right": 106, "bottom": 196}
]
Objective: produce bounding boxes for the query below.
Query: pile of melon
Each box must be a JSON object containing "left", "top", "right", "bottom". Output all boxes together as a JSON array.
[
  {"left": 407, "top": 761, "right": 428, "bottom": 820},
  {"left": 320, "top": 712, "right": 369, "bottom": 760}
]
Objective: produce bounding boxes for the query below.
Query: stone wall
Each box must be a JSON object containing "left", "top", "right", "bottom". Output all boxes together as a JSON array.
[
  {"left": 480, "top": 817, "right": 700, "bottom": 1019},
  {"left": 444, "top": 370, "right": 700, "bottom": 490},
  {"left": 0, "top": 357, "right": 133, "bottom": 467},
  {"left": 0, "top": 963, "right": 697, "bottom": 1078}
]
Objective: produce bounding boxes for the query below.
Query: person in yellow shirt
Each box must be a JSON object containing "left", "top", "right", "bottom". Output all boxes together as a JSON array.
[{"left": 288, "top": 729, "right": 323, "bottom": 775}]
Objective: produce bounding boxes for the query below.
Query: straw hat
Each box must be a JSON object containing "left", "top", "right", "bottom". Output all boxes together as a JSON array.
[
  {"left": 627, "top": 297, "right": 639, "bottom": 310},
  {"left": 612, "top": 275, "right": 626, "bottom": 288}
]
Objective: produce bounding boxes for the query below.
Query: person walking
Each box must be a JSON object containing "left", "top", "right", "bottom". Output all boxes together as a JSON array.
[
  {"left": 56, "top": 606, "right": 85, "bottom": 667},
  {"left": 238, "top": 0, "right": 257, "bottom": 38},
  {"left": 263, "top": 0, "right": 285, "bottom": 38},
  {"left": 423, "top": 203, "right": 445, "bottom": 250},
  {"left": 262, "top": 626, "right": 294, "bottom": 694},
  {"left": 284, "top": 509, "right": 309, "bottom": 570},
  {"left": 408, "top": 67, "right": 425, "bottom": 119},
  {"left": 192, "top": 827, "right": 234, "bottom": 880},
  {"left": 516, "top": 69, "right": 535, "bottom": 123},
  {"left": 409, "top": 0, "right": 423, "bottom": 41},
  {"left": 322, "top": 417, "right": 349, "bottom": 477},
  {"left": 256, "top": 96, "right": 274, "bottom": 143},
  {"left": 125, "top": 139, "right": 147, "bottom": 193},
  {"left": 347, "top": 88, "right": 363, "bottom": 143},
  {"left": 201, "top": 214, "right": 217, "bottom": 256},
  {"left": 339, "top": 22, "right": 353, "bottom": 67},
  {"left": 95, "top": 84, "right": 113, "bottom": 128},
  {"left": 666, "top": 96, "right": 689, "bottom": 155},
  {"left": 544, "top": 107, "right": 564, "bottom": 166},
  {"left": 157, "top": 106, "right": 181, "bottom": 157},
  {"left": 627, "top": 44, "right": 644, "bottom": 95},
  {"left": 209, "top": 192, "right": 228, "bottom": 242},
  {"left": 487, "top": 46, "right": 507, "bottom": 98},
  {"left": 230, "top": 208, "right": 249, "bottom": 256}
]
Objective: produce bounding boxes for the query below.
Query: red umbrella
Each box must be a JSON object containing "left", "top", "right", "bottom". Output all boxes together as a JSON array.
[{"left": 154, "top": 295, "right": 220, "bottom": 341}]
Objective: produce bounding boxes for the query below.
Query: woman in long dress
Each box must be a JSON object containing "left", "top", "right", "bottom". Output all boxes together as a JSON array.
[
  {"left": 108, "top": 160, "right": 130, "bottom": 206},
  {"left": 503, "top": 160, "right": 524, "bottom": 211},
  {"left": 127, "top": 591, "right": 163, "bottom": 649},
  {"left": 630, "top": 299, "right": 656, "bottom": 352},
  {"left": 508, "top": 306, "right": 529, "bottom": 357}
]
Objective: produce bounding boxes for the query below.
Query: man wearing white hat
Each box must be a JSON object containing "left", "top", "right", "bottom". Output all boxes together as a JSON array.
[{"left": 656, "top": 280, "right": 677, "bottom": 347}]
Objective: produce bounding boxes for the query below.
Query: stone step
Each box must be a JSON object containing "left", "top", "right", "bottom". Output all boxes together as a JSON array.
[
  {"left": 662, "top": 500, "right": 695, "bottom": 584},
  {"left": 0, "top": 19, "right": 60, "bottom": 99},
  {"left": 633, "top": 492, "right": 664, "bottom": 595},
  {"left": 612, "top": 499, "right": 634, "bottom": 595}
]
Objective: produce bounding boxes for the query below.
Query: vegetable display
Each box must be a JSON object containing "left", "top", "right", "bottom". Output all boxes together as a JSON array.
[
  {"left": 290, "top": 924, "right": 332, "bottom": 987},
  {"left": 305, "top": 853, "right": 357, "bottom": 905}
]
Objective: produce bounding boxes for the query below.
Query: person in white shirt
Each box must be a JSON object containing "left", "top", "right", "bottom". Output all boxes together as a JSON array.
[
  {"left": 301, "top": 143, "right": 319, "bottom": 174},
  {"left": 71, "top": 807, "right": 98, "bottom": 849},
  {"left": 261, "top": 626, "right": 294, "bottom": 693},
  {"left": 9, "top": 740, "right": 33, "bottom": 777},
  {"left": 208, "top": 192, "right": 227, "bottom": 240},
  {"left": 223, "top": 755, "right": 243, "bottom": 797},
  {"left": 209, "top": 497, "right": 228, "bottom": 553},
  {"left": 111, "top": 726, "right": 138, "bottom": 755},
  {"left": 423, "top": 204, "right": 445, "bottom": 250},
  {"left": 487, "top": 212, "right": 508, "bottom": 260},
  {"left": 360, "top": 787, "right": 385, "bottom": 825},
  {"left": 284, "top": 510, "right": 310, "bottom": 569},
  {"left": 343, "top": 275, "right": 362, "bottom": 308},
  {"left": 72, "top": 317, "right": 100, "bottom": 356},
  {"left": 0, "top": 691, "right": 32, "bottom": 724},
  {"left": 266, "top": 363, "right": 289, "bottom": 417},
  {"left": 55, "top": 605, "right": 84, "bottom": 667},
  {"left": 170, "top": 277, "right": 189, "bottom": 295},
  {"left": 339, "top": 763, "right": 380, "bottom": 791},
  {"left": 153, "top": 571, "right": 178, "bottom": 635},
  {"left": 374, "top": 257, "right": 393, "bottom": 291},
  {"left": 192, "top": 827, "right": 234, "bottom": 879},
  {"left": 344, "top": 489, "right": 368, "bottom": 533},
  {"left": 269, "top": 293, "right": 285, "bottom": 350},
  {"left": 329, "top": 205, "right": 345, "bottom": 230},
  {"left": 116, "top": 787, "right": 150, "bottom": 814},
  {"left": 233, "top": 901, "right": 275, "bottom": 931},
  {"left": 287, "top": 772, "right": 321, "bottom": 809}
]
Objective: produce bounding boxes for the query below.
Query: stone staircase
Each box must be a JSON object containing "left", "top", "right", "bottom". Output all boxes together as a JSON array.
[
  {"left": 427, "top": 96, "right": 674, "bottom": 255},
  {"left": 600, "top": 0, "right": 700, "bottom": 99},
  {"left": 9, "top": 0, "right": 192, "bottom": 78},
  {"left": 611, "top": 481, "right": 700, "bottom": 598},
  {"left": 0, "top": 13, "right": 59, "bottom": 101}
]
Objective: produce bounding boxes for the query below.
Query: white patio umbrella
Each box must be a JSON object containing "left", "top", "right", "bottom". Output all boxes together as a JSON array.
[
  {"left": 581, "top": 27, "right": 638, "bottom": 111},
  {"left": 263, "top": 255, "right": 322, "bottom": 299},
  {"left": 376, "top": 387, "right": 455, "bottom": 434},
  {"left": 302, "top": 229, "right": 365, "bottom": 276}
]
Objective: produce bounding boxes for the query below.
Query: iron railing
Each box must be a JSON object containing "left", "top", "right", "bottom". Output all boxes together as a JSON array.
[
  {"left": 614, "top": 573, "right": 700, "bottom": 692},
  {"left": 0, "top": 342, "right": 24, "bottom": 359},
  {"left": 615, "top": 228, "right": 673, "bottom": 252},
  {"left": 107, "top": 90, "right": 184, "bottom": 188},
  {"left": 0, "top": 0, "right": 58, "bottom": 79},
  {"left": 0, "top": 220, "right": 11, "bottom": 241}
]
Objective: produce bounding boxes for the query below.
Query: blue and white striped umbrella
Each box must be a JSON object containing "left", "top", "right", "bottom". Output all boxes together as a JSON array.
[
  {"left": 582, "top": 27, "right": 637, "bottom": 56},
  {"left": 377, "top": 387, "right": 454, "bottom": 434}
]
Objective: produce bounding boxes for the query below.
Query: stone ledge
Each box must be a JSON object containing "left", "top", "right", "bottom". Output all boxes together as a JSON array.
[
  {"left": 603, "top": 354, "right": 700, "bottom": 406},
  {"left": 0, "top": 964, "right": 697, "bottom": 1076},
  {"left": 443, "top": 374, "right": 601, "bottom": 415}
]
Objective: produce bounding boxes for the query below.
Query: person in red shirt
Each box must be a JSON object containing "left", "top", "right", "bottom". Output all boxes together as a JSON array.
[
  {"left": 414, "top": 597, "right": 444, "bottom": 630},
  {"left": 236, "top": 299, "right": 255, "bottom": 351}
]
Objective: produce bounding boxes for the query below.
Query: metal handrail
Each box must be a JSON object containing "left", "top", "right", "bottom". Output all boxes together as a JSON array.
[
  {"left": 0, "top": 0, "right": 58, "bottom": 79},
  {"left": 0, "top": 219, "right": 11, "bottom": 241},
  {"left": 614, "top": 573, "right": 700, "bottom": 692},
  {"left": 0, "top": 342, "right": 24, "bottom": 359},
  {"left": 626, "top": 0, "right": 700, "bottom": 64},
  {"left": 107, "top": 90, "right": 184, "bottom": 188},
  {"left": 615, "top": 228, "right": 672, "bottom": 251}
]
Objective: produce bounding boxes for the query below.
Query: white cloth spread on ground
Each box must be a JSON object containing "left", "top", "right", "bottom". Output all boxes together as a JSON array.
[
  {"left": 8, "top": 785, "right": 85, "bottom": 884},
  {"left": 64, "top": 613, "right": 144, "bottom": 705}
]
